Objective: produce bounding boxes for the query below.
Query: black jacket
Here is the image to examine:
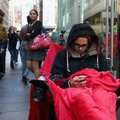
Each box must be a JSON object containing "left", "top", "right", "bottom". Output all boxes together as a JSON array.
[
  {"left": 8, "top": 33, "right": 18, "bottom": 50},
  {"left": 51, "top": 48, "right": 110, "bottom": 79},
  {"left": 25, "top": 21, "right": 42, "bottom": 40}
]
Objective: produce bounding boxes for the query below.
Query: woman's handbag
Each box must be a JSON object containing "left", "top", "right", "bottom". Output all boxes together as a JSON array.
[
  {"left": 16, "top": 40, "right": 20, "bottom": 50},
  {"left": 28, "top": 27, "right": 52, "bottom": 50}
]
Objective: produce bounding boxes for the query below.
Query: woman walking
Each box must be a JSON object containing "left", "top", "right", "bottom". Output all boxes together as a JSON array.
[
  {"left": 25, "top": 9, "right": 45, "bottom": 78},
  {"left": 8, "top": 26, "right": 18, "bottom": 69}
]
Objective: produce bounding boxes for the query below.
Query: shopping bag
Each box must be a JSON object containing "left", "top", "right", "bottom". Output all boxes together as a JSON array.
[
  {"left": 16, "top": 40, "right": 20, "bottom": 50},
  {"left": 28, "top": 27, "right": 52, "bottom": 50}
]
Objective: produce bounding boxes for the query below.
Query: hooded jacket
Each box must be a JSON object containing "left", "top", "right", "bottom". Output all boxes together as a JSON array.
[{"left": 50, "top": 23, "right": 110, "bottom": 88}]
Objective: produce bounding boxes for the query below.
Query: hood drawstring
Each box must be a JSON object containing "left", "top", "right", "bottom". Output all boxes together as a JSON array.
[
  {"left": 67, "top": 50, "right": 71, "bottom": 72},
  {"left": 67, "top": 50, "right": 99, "bottom": 72},
  {"left": 97, "top": 54, "right": 99, "bottom": 68}
]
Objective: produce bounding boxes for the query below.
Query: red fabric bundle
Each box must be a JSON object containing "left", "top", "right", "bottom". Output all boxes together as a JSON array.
[
  {"left": 40, "top": 43, "right": 64, "bottom": 77},
  {"left": 28, "top": 43, "right": 64, "bottom": 120},
  {"left": 28, "top": 43, "right": 120, "bottom": 120},
  {"left": 46, "top": 68, "right": 120, "bottom": 120}
]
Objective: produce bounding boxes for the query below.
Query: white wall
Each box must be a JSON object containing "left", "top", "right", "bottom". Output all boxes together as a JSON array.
[{"left": 43, "top": 0, "right": 57, "bottom": 28}]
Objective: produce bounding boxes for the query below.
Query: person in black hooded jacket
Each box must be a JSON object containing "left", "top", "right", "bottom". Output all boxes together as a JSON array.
[{"left": 49, "top": 23, "right": 110, "bottom": 88}]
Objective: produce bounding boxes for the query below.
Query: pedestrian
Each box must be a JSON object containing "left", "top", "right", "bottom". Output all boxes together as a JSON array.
[
  {"left": 49, "top": 23, "right": 110, "bottom": 88},
  {"left": 8, "top": 26, "right": 18, "bottom": 69},
  {"left": 14, "top": 27, "right": 19, "bottom": 65},
  {"left": 19, "top": 15, "right": 31, "bottom": 84},
  {"left": 25, "top": 9, "right": 46, "bottom": 78},
  {"left": 0, "top": 15, "right": 7, "bottom": 79}
]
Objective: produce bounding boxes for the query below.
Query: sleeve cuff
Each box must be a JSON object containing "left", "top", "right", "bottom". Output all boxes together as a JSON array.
[{"left": 64, "top": 80, "right": 69, "bottom": 88}]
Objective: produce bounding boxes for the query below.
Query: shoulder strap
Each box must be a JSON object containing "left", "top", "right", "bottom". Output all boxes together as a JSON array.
[
  {"left": 22, "top": 27, "right": 27, "bottom": 37},
  {"left": 40, "top": 26, "right": 47, "bottom": 35}
]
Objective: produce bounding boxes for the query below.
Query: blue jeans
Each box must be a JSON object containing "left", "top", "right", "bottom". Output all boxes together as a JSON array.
[
  {"left": 14, "top": 49, "right": 18, "bottom": 62},
  {"left": 8, "top": 46, "right": 15, "bottom": 67},
  {"left": 20, "top": 46, "right": 29, "bottom": 77}
]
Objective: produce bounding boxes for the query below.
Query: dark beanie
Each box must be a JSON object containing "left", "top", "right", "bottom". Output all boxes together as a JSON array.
[{"left": 67, "top": 23, "right": 98, "bottom": 46}]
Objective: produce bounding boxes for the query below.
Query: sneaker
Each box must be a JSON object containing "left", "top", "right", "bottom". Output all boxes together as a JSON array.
[
  {"left": 0, "top": 48, "right": 4, "bottom": 54},
  {"left": 0, "top": 72, "right": 4, "bottom": 78},
  {"left": 0, "top": 72, "right": 4, "bottom": 80},
  {"left": 15, "top": 62, "right": 18, "bottom": 65},
  {"left": 11, "top": 65, "right": 14, "bottom": 69},
  {"left": 22, "top": 75, "right": 29, "bottom": 84}
]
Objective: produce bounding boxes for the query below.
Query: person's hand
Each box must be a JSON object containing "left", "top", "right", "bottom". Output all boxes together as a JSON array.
[
  {"left": 69, "top": 76, "right": 86, "bottom": 88},
  {"left": 26, "top": 33, "right": 31, "bottom": 39}
]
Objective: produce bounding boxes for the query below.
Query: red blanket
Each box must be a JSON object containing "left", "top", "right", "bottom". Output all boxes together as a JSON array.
[
  {"left": 29, "top": 69, "right": 120, "bottom": 120},
  {"left": 48, "top": 68, "right": 120, "bottom": 120},
  {"left": 28, "top": 43, "right": 64, "bottom": 120},
  {"left": 28, "top": 43, "right": 120, "bottom": 120},
  {"left": 40, "top": 43, "right": 64, "bottom": 77}
]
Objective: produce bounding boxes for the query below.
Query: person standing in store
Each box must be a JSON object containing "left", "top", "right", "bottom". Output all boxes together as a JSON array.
[
  {"left": 0, "top": 15, "right": 7, "bottom": 79},
  {"left": 19, "top": 15, "right": 31, "bottom": 84},
  {"left": 25, "top": 9, "right": 46, "bottom": 78},
  {"left": 8, "top": 26, "right": 18, "bottom": 69}
]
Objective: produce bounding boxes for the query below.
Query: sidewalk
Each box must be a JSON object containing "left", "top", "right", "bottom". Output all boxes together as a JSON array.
[{"left": 0, "top": 49, "right": 34, "bottom": 120}]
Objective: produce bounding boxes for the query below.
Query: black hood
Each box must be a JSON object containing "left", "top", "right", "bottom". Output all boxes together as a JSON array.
[
  {"left": 66, "top": 23, "right": 100, "bottom": 72},
  {"left": 67, "top": 23, "right": 99, "bottom": 46},
  {"left": 67, "top": 23, "right": 99, "bottom": 58}
]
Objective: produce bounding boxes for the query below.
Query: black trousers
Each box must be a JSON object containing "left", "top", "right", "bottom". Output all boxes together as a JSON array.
[{"left": 0, "top": 52, "right": 5, "bottom": 73}]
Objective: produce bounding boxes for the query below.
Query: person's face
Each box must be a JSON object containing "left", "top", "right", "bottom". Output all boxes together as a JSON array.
[
  {"left": 74, "top": 37, "right": 89, "bottom": 55},
  {"left": 11, "top": 26, "right": 14, "bottom": 33},
  {"left": 30, "top": 10, "right": 38, "bottom": 22}
]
